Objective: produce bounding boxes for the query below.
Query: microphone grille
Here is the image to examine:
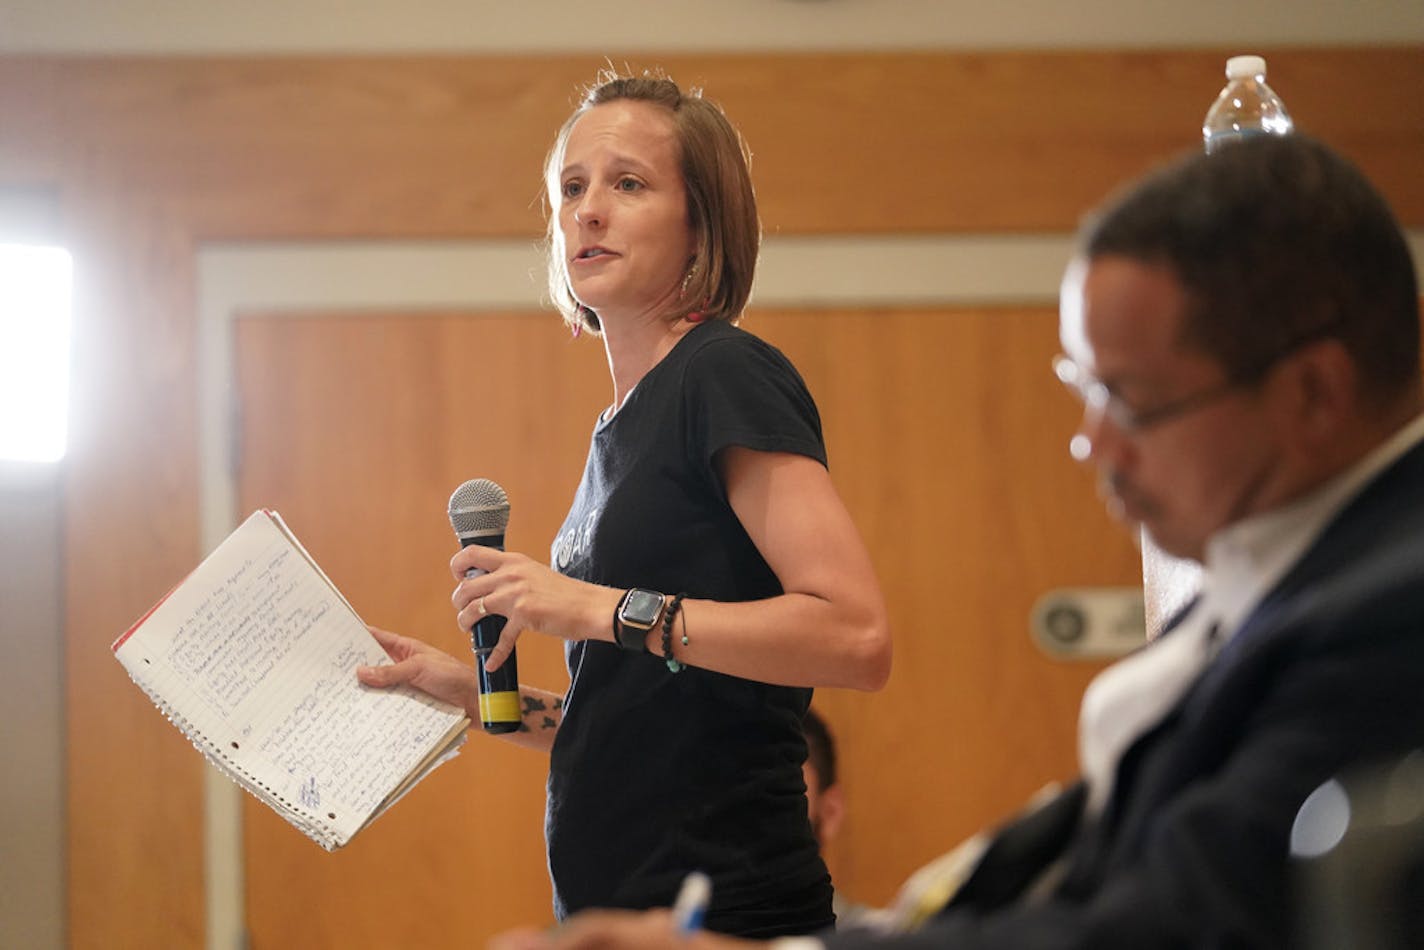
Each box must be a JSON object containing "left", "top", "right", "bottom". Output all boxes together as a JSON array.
[{"left": 448, "top": 478, "right": 510, "bottom": 537}]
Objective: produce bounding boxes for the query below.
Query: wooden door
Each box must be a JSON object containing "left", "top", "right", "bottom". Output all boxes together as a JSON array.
[{"left": 235, "top": 306, "right": 1140, "bottom": 947}]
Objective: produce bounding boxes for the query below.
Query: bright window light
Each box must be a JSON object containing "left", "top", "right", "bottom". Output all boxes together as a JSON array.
[{"left": 0, "top": 244, "right": 72, "bottom": 462}]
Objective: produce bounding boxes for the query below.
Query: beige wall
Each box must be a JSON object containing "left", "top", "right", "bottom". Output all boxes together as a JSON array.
[
  {"left": 0, "top": 464, "right": 65, "bottom": 950},
  {"left": 0, "top": 187, "right": 66, "bottom": 950},
  {"left": 4, "top": 0, "right": 1423, "bottom": 52}
]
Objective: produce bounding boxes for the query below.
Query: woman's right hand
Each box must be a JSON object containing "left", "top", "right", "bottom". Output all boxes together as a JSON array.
[{"left": 357, "top": 625, "right": 480, "bottom": 717}]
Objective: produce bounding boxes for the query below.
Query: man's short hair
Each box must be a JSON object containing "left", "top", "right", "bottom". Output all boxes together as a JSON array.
[{"left": 1080, "top": 135, "right": 1420, "bottom": 408}]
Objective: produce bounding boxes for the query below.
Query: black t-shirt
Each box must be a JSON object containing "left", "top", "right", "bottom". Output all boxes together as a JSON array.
[{"left": 547, "top": 320, "right": 834, "bottom": 938}]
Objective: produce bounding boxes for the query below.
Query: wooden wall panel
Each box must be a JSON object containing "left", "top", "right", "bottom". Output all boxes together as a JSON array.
[
  {"left": 6, "top": 50, "right": 1422, "bottom": 239},
  {"left": 234, "top": 311, "right": 606, "bottom": 948},
  {"left": 233, "top": 305, "right": 1137, "bottom": 945},
  {"left": 60, "top": 195, "right": 207, "bottom": 948},
  {"left": 0, "top": 47, "right": 1411, "bottom": 948},
  {"left": 751, "top": 308, "right": 1138, "bottom": 900}
]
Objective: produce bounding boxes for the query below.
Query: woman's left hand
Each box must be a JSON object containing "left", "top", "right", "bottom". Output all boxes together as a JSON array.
[
  {"left": 356, "top": 625, "right": 480, "bottom": 716},
  {"left": 450, "top": 545, "right": 620, "bottom": 672}
]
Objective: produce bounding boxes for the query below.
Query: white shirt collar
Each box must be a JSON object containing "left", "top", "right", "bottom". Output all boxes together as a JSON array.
[
  {"left": 1078, "top": 411, "right": 1424, "bottom": 815},
  {"left": 1201, "top": 411, "right": 1424, "bottom": 644}
]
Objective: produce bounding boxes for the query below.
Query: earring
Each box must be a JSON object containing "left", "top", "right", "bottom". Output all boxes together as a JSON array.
[{"left": 680, "top": 265, "right": 697, "bottom": 297}]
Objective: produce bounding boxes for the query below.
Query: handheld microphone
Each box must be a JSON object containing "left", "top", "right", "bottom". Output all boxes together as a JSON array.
[{"left": 448, "top": 478, "right": 521, "bottom": 735}]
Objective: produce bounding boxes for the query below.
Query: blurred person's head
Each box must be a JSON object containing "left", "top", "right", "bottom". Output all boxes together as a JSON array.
[
  {"left": 1057, "top": 135, "right": 1421, "bottom": 561},
  {"left": 802, "top": 707, "right": 846, "bottom": 848}
]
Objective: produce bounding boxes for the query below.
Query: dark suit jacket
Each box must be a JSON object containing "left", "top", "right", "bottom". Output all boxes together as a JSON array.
[{"left": 827, "top": 436, "right": 1424, "bottom": 950}]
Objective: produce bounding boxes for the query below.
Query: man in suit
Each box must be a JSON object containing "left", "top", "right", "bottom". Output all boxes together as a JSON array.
[{"left": 490, "top": 135, "right": 1424, "bottom": 949}]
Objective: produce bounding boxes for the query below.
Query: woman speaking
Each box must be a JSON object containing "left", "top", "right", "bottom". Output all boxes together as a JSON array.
[{"left": 360, "top": 71, "right": 891, "bottom": 938}]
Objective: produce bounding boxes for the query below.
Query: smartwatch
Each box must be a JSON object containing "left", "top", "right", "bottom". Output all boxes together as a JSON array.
[{"left": 615, "top": 588, "right": 668, "bottom": 651}]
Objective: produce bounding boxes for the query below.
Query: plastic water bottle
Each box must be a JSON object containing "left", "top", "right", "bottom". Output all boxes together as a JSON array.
[{"left": 1202, "top": 55, "right": 1294, "bottom": 153}]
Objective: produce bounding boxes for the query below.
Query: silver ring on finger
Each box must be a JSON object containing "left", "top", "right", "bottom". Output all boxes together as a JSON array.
[{"left": 477, "top": 596, "right": 487, "bottom": 615}]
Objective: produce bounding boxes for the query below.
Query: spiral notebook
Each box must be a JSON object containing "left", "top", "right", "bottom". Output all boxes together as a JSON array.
[{"left": 112, "top": 509, "right": 470, "bottom": 851}]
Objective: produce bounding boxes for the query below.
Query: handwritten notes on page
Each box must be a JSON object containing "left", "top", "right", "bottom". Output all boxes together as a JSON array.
[{"left": 113, "top": 509, "right": 469, "bottom": 850}]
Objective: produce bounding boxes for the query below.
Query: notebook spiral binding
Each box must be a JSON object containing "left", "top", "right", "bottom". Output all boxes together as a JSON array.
[{"left": 123, "top": 667, "right": 342, "bottom": 851}]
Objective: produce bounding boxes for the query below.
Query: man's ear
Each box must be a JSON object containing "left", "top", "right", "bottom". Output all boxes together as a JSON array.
[
  {"left": 1281, "top": 338, "right": 1359, "bottom": 450},
  {"left": 817, "top": 782, "right": 847, "bottom": 845}
]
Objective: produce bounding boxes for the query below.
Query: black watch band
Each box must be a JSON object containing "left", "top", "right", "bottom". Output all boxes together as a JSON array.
[{"left": 614, "top": 588, "right": 667, "bottom": 652}]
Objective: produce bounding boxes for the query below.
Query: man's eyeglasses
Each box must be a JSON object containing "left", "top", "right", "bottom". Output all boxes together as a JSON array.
[
  {"left": 1051, "top": 356, "right": 1253, "bottom": 433},
  {"left": 1052, "top": 325, "right": 1341, "bottom": 434},
  {"left": 1053, "top": 323, "right": 1338, "bottom": 435}
]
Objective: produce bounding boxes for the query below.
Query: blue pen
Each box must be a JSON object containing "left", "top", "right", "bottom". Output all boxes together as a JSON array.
[{"left": 672, "top": 871, "right": 712, "bottom": 933}]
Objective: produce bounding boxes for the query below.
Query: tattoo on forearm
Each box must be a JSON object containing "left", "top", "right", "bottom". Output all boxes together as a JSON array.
[{"left": 522, "top": 694, "right": 564, "bottom": 731}]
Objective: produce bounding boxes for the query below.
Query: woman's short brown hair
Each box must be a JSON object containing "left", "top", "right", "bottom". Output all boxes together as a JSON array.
[{"left": 543, "top": 71, "right": 761, "bottom": 334}]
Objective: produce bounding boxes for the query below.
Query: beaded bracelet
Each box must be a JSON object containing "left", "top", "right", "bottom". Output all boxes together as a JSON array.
[{"left": 661, "top": 592, "right": 687, "bottom": 673}]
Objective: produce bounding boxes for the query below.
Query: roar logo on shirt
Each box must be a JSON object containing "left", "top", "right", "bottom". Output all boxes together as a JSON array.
[{"left": 553, "top": 507, "right": 600, "bottom": 573}]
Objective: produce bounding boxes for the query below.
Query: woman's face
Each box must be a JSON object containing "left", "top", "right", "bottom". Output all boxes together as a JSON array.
[{"left": 555, "top": 100, "right": 695, "bottom": 324}]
